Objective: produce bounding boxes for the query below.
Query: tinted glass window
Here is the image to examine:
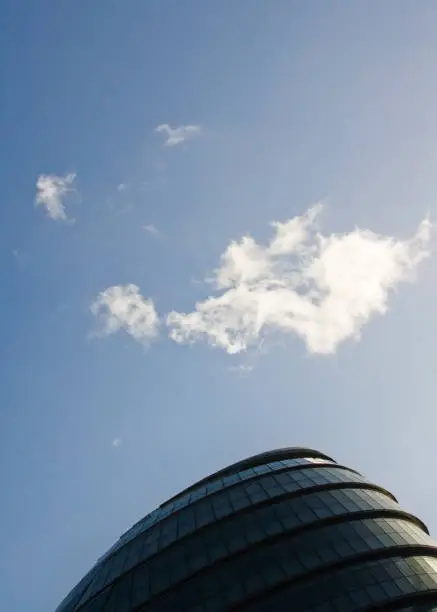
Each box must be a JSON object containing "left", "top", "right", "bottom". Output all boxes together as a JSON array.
[
  {"left": 100, "top": 457, "right": 339, "bottom": 560},
  {"left": 244, "top": 556, "right": 437, "bottom": 612},
  {"left": 142, "top": 555, "right": 437, "bottom": 612},
  {"left": 136, "top": 518, "right": 434, "bottom": 609},
  {"left": 79, "top": 482, "right": 408, "bottom": 606}
]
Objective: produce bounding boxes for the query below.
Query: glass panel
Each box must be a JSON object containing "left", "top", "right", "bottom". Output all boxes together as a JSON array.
[
  {"left": 97, "top": 457, "right": 340, "bottom": 563},
  {"left": 80, "top": 484, "right": 421, "bottom": 606},
  {"left": 121, "top": 514, "right": 436, "bottom": 608}
]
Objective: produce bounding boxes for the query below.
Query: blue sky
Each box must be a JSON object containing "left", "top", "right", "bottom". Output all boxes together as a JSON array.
[{"left": 1, "top": 2, "right": 437, "bottom": 610}]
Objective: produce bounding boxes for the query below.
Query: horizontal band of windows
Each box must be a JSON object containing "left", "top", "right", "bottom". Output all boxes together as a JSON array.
[
  {"left": 387, "top": 593, "right": 437, "bottom": 611},
  {"left": 135, "top": 510, "right": 431, "bottom": 606},
  {"left": 77, "top": 514, "right": 436, "bottom": 611},
  {"left": 232, "top": 553, "right": 437, "bottom": 612},
  {"left": 75, "top": 553, "right": 437, "bottom": 612},
  {"left": 385, "top": 589, "right": 437, "bottom": 612},
  {"left": 163, "top": 457, "right": 337, "bottom": 511},
  {"left": 108, "top": 501, "right": 427, "bottom": 609},
  {"left": 135, "top": 521, "right": 436, "bottom": 611},
  {"left": 77, "top": 469, "right": 396, "bottom": 606},
  {"left": 77, "top": 487, "right": 418, "bottom": 610},
  {"left": 77, "top": 480, "right": 410, "bottom": 608},
  {"left": 107, "top": 458, "right": 340, "bottom": 560},
  {"left": 166, "top": 447, "right": 336, "bottom": 503},
  {"left": 66, "top": 459, "right": 336, "bottom": 606},
  {"left": 100, "top": 461, "right": 379, "bottom": 565}
]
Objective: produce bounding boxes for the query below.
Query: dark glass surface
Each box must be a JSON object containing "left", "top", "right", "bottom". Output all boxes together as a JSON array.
[
  {"left": 395, "top": 605, "right": 437, "bottom": 611},
  {"left": 103, "top": 456, "right": 339, "bottom": 560},
  {"left": 56, "top": 449, "right": 437, "bottom": 612},
  {"left": 79, "top": 487, "right": 417, "bottom": 606},
  {"left": 77, "top": 465, "right": 384, "bottom": 605},
  {"left": 240, "top": 556, "right": 437, "bottom": 612},
  {"left": 140, "top": 520, "right": 435, "bottom": 611}
]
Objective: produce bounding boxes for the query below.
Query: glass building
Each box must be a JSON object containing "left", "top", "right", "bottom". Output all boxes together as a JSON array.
[{"left": 56, "top": 448, "right": 437, "bottom": 611}]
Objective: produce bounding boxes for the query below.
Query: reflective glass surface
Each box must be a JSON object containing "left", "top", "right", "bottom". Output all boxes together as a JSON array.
[
  {"left": 395, "top": 605, "right": 437, "bottom": 611},
  {"left": 244, "top": 556, "right": 437, "bottom": 612},
  {"left": 139, "top": 519, "right": 435, "bottom": 611},
  {"left": 77, "top": 466, "right": 381, "bottom": 605},
  {"left": 103, "top": 456, "right": 338, "bottom": 560},
  {"left": 55, "top": 450, "right": 437, "bottom": 612}
]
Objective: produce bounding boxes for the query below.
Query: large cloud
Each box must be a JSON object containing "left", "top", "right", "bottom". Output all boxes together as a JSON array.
[{"left": 167, "top": 206, "right": 431, "bottom": 354}]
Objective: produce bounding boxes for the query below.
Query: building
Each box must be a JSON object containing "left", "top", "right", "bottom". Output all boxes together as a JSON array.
[{"left": 56, "top": 448, "right": 437, "bottom": 611}]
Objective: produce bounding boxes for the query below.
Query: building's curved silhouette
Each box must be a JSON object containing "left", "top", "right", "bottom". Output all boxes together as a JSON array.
[{"left": 56, "top": 448, "right": 437, "bottom": 611}]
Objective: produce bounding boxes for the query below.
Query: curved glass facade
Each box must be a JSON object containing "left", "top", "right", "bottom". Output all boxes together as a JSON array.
[{"left": 56, "top": 448, "right": 437, "bottom": 611}]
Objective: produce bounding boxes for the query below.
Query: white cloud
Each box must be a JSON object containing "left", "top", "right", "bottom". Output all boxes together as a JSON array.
[
  {"left": 143, "top": 223, "right": 159, "bottom": 235},
  {"left": 167, "top": 206, "right": 431, "bottom": 355},
  {"left": 228, "top": 363, "right": 254, "bottom": 376},
  {"left": 112, "top": 438, "right": 122, "bottom": 448},
  {"left": 35, "top": 173, "right": 76, "bottom": 221},
  {"left": 91, "top": 284, "right": 159, "bottom": 343},
  {"left": 155, "top": 123, "right": 201, "bottom": 147},
  {"left": 116, "top": 183, "right": 128, "bottom": 192}
]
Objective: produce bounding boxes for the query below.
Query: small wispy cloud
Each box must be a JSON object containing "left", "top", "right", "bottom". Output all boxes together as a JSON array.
[
  {"left": 116, "top": 183, "right": 128, "bottom": 192},
  {"left": 143, "top": 224, "right": 159, "bottom": 236},
  {"left": 91, "top": 284, "right": 159, "bottom": 344},
  {"left": 112, "top": 438, "right": 122, "bottom": 448},
  {"left": 228, "top": 363, "right": 254, "bottom": 376},
  {"left": 155, "top": 123, "right": 201, "bottom": 147},
  {"left": 167, "top": 205, "right": 431, "bottom": 355},
  {"left": 12, "top": 249, "right": 28, "bottom": 265},
  {"left": 35, "top": 173, "right": 76, "bottom": 221}
]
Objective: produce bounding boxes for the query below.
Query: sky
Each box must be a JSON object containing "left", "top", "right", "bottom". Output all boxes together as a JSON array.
[{"left": 1, "top": 2, "right": 437, "bottom": 610}]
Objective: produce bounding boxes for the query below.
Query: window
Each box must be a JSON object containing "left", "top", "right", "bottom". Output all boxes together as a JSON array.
[{"left": 103, "top": 574, "right": 132, "bottom": 612}]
